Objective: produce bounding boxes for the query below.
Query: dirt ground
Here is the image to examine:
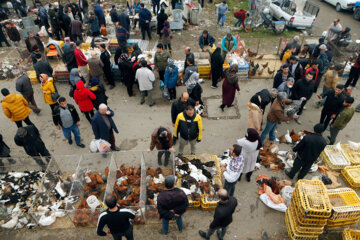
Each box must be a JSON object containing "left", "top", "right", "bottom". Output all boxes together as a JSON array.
[{"left": 1, "top": 2, "right": 360, "bottom": 240}]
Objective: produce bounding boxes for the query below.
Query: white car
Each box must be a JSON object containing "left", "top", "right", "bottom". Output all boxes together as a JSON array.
[
  {"left": 269, "top": 0, "right": 320, "bottom": 29},
  {"left": 322, "top": 0, "right": 357, "bottom": 11}
]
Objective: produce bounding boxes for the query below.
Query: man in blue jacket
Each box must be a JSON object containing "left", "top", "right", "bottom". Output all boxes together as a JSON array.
[
  {"left": 199, "top": 30, "right": 215, "bottom": 53},
  {"left": 139, "top": 3, "right": 152, "bottom": 40},
  {"left": 94, "top": 4, "right": 106, "bottom": 26},
  {"left": 221, "top": 33, "right": 237, "bottom": 59},
  {"left": 110, "top": 5, "right": 118, "bottom": 24},
  {"left": 116, "top": 22, "right": 129, "bottom": 51},
  {"left": 91, "top": 104, "right": 120, "bottom": 151}
]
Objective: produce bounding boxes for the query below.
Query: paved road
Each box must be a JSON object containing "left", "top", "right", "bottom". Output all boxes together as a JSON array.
[{"left": 311, "top": 0, "right": 360, "bottom": 38}]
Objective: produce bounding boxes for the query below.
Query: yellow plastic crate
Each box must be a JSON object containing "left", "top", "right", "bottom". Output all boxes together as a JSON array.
[
  {"left": 327, "top": 218, "right": 359, "bottom": 229},
  {"left": 342, "top": 166, "right": 360, "bottom": 189},
  {"left": 286, "top": 208, "right": 324, "bottom": 235},
  {"left": 27, "top": 71, "right": 38, "bottom": 84},
  {"left": 285, "top": 208, "right": 319, "bottom": 240},
  {"left": 327, "top": 188, "right": 360, "bottom": 220},
  {"left": 341, "top": 144, "right": 360, "bottom": 165},
  {"left": 80, "top": 42, "right": 91, "bottom": 51},
  {"left": 200, "top": 175, "right": 222, "bottom": 210},
  {"left": 292, "top": 190, "right": 331, "bottom": 220},
  {"left": 175, "top": 178, "right": 200, "bottom": 209},
  {"left": 343, "top": 229, "right": 360, "bottom": 240},
  {"left": 288, "top": 201, "right": 327, "bottom": 227},
  {"left": 321, "top": 145, "right": 350, "bottom": 170}
]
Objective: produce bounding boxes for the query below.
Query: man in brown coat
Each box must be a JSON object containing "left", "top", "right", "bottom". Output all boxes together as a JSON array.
[
  {"left": 147, "top": 126, "right": 175, "bottom": 166},
  {"left": 260, "top": 92, "right": 297, "bottom": 145},
  {"left": 88, "top": 51, "right": 104, "bottom": 85},
  {"left": 70, "top": 16, "right": 83, "bottom": 41}
]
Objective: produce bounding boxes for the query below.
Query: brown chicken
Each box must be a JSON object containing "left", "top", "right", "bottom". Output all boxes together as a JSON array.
[
  {"left": 267, "top": 67, "right": 275, "bottom": 75},
  {"left": 290, "top": 130, "right": 300, "bottom": 142},
  {"left": 120, "top": 164, "right": 126, "bottom": 173},
  {"left": 147, "top": 168, "right": 155, "bottom": 177},
  {"left": 258, "top": 68, "right": 264, "bottom": 75},
  {"left": 262, "top": 62, "right": 268, "bottom": 68},
  {"left": 105, "top": 167, "right": 109, "bottom": 177},
  {"left": 95, "top": 174, "right": 104, "bottom": 184},
  {"left": 247, "top": 48, "right": 257, "bottom": 57},
  {"left": 257, "top": 54, "right": 264, "bottom": 60}
]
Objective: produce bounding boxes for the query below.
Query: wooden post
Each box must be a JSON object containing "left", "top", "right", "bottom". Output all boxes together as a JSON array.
[
  {"left": 277, "top": 37, "right": 283, "bottom": 55},
  {"left": 256, "top": 38, "right": 260, "bottom": 54}
]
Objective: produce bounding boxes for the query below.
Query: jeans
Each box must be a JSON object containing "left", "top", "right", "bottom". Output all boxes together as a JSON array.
[
  {"left": 158, "top": 150, "right": 170, "bottom": 166},
  {"left": 206, "top": 227, "right": 227, "bottom": 239},
  {"left": 15, "top": 116, "right": 34, "bottom": 128},
  {"left": 224, "top": 180, "right": 236, "bottom": 197},
  {"left": 217, "top": 14, "right": 226, "bottom": 26},
  {"left": 140, "top": 90, "right": 154, "bottom": 105},
  {"left": 178, "top": 138, "right": 196, "bottom": 155},
  {"left": 152, "top": 0, "right": 160, "bottom": 15},
  {"left": 62, "top": 124, "right": 81, "bottom": 146},
  {"left": 288, "top": 156, "right": 313, "bottom": 180},
  {"left": 112, "top": 224, "right": 134, "bottom": 240},
  {"left": 140, "top": 23, "right": 152, "bottom": 40},
  {"left": 260, "top": 120, "right": 277, "bottom": 145},
  {"left": 235, "top": 16, "right": 242, "bottom": 27},
  {"left": 329, "top": 125, "right": 340, "bottom": 145},
  {"left": 162, "top": 216, "right": 183, "bottom": 234}
]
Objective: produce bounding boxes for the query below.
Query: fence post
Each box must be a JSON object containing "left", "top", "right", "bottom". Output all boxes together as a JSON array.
[{"left": 277, "top": 37, "right": 283, "bottom": 55}]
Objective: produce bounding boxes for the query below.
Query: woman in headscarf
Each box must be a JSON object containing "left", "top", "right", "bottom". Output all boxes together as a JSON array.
[
  {"left": 156, "top": 8, "right": 168, "bottom": 38},
  {"left": 210, "top": 47, "right": 224, "bottom": 89},
  {"left": 69, "top": 68, "right": 84, "bottom": 97},
  {"left": 164, "top": 58, "right": 179, "bottom": 100},
  {"left": 40, "top": 73, "right": 58, "bottom": 112},
  {"left": 130, "top": 43, "right": 142, "bottom": 62},
  {"left": 220, "top": 64, "right": 240, "bottom": 111},
  {"left": 247, "top": 95, "right": 263, "bottom": 132},
  {"left": 118, "top": 53, "right": 136, "bottom": 96},
  {"left": 237, "top": 128, "right": 262, "bottom": 182},
  {"left": 162, "top": 19, "right": 171, "bottom": 53}
]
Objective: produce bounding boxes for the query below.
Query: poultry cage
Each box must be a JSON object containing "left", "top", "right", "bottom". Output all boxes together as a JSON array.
[
  {"left": 105, "top": 151, "right": 147, "bottom": 225},
  {"left": 29, "top": 154, "right": 81, "bottom": 228},
  {"left": 143, "top": 150, "right": 176, "bottom": 223},
  {"left": 0, "top": 156, "right": 51, "bottom": 229}
]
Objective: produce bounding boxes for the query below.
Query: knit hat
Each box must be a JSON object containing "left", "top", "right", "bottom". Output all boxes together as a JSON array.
[
  {"left": 165, "top": 175, "right": 175, "bottom": 189},
  {"left": 16, "top": 127, "right": 27, "bottom": 138},
  {"left": 1, "top": 88, "right": 10, "bottom": 96},
  {"left": 314, "top": 123, "right": 324, "bottom": 134},
  {"left": 91, "top": 77, "right": 99, "bottom": 86},
  {"left": 246, "top": 128, "right": 262, "bottom": 150}
]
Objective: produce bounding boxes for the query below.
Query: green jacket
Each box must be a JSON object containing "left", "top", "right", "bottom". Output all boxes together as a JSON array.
[
  {"left": 154, "top": 51, "right": 171, "bottom": 71},
  {"left": 332, "top": 107, "right": 355, "bottom": 130}
]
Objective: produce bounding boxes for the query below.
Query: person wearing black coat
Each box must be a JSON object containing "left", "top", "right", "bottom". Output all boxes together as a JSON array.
[
  {"left": 118, "top": 54, "right": 135, "bottom": 96},
  {"left": 89, "top": 78, "right": 108, "bottom": 110},
  {"left": 0, "top": 25, "right": 10, "bottom": 47},
  {"left": 210, "top": 47, "right": 224, "bottom": 88},
  {"left": 14, "top": 125, "right": 50, "bottom": 169},
  {"left": 34, "top": 54, "right": 53, "bottom": 81},
  {"left": 319, "top": 84, "right": 345, "bottom": 129},
  {"left": 62, "top": 43, "right": 78, "bottom": 72},
  {"left": 48, "top": 5, "right": 61, "bottom": 40},
  {"left": 286, "top": 123, "right": 327, "bottom": 180},
  {"left": 62, "top": 11, "right": 72, "bottom": 37},
  {"left": 288, "top": 56, "right": 304, "bottom": 81},
  {"left": 291, "top": 71, "right": 315, "bottom": 116},
  {"left": 302, "top": 43, "right": 316, "bottom": 57},
  {"left": 130, "top": 44, "right": 142, "bottom": 61},
  {"left": 157, "top": 175, "right": 188, "bottom": 235},
  {"left": 99, "top": 44, "right": 115, "bottom": 88},
  {"left": 171, "top": 92, "right": 196, "bottom": 124},
  {"left": 184, "top": 47, "right": 195, "bottom": 73},
  {"left": 280, "top": 36, "right": 301, "bottom": 60},
  {"left": 0, "top": 134, "right": 16, "bottom": 170},
  {"left": 118, "top": 9, "right": 131, "bottom": 32},
  {"left": 250, "top": 88, "right": 278, "bottom": 113},
  {"left": 199, "top": 189, "right": 238, "bottom": 240},
  {"left": 25, "top": 32, "right": 44, "bottom": 53},
  {"left": 91, "top": 104, "right": 120, "bottom": 151},
  {"left": 156, "top": 8, "right": 168, "bottom": 37},
  {"left": 110, "top": 6, "right": 118, "bottom": 23},
  {"left": 273, "top": 65, "right": 291, "bottom": 89}
]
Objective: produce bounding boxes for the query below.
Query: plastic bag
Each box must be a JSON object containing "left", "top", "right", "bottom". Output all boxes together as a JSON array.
[
  {"left": 280, "top": 186, "right": 294, "bottom": 206},
  {"left": 40, "top": 26, "right": 48, "bottom": 37},
  {"left": 162, "top": 87, "right": 170, "bottom": 101},
  {"left": 259, "top": 193, "right": 287, "bottom": 212},
  {"left": 96, "top": 139, "right": 111, "bottom": 153}
]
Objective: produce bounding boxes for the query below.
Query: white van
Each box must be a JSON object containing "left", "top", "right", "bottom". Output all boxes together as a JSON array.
[{"left": 269, "top": 0, "right": 320, "bottom": 29}]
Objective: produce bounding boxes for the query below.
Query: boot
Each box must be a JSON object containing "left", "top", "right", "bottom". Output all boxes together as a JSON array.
[{"left": 198, "top": 230, "right": 209, "bottom": 240}]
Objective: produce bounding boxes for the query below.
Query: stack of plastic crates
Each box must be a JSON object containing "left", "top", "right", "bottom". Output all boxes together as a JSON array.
[
  {"left": 343, "top": 229, "right": 360, "bottom": 240},
  {"left": 341, "top": 144, "right": 360, "bottom": 165},
  {"left": 326, "top": 188, "right": 360, "bottom": 229},
  {"left": 320, "top": 145, "right": 350, "bottom": 171},
  {"left": 342, "top": 166, "right": 360, "bottom": 190},
  {"left": 285, "top": 179, "right": 331, "bottom": 240}
]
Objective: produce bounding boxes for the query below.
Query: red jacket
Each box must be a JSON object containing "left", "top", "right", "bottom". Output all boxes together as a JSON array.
[
  {"left": 74, "top": 81, "right": 96, "bottom": 112},
  {"left": 234, "top": 9, "right": 247, "bottom": 20},
  {"left": 74, "top": 48, "right": 88, "bottom": 67}
]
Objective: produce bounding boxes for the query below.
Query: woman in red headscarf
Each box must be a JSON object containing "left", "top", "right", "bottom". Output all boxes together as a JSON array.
[{"left": 236, "top": 128, "right": 262, "bottom": 182}]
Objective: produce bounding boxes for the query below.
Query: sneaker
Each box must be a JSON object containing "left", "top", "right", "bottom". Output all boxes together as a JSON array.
[
  {"left": 198, "top": 230, "right": 209, "bottom": 240},
  {"left": 149, "top": 102, "right": 156, "bottom": 107},
  {"left": 275, "top": 138, "right": 279, "bottom": 143},
  {"left": 295, "top": 118, "right": 302, "bottom": 125},
  {"left": 303, "top": 106, "right": 307, "bottom": 110},
  {"left": 112, "top": 146, "right": 121, "bottom": 151},
  {"left": 68, "top": 139, "right": 73, "bottom": 145},
  {"left": 211, "top": 85, "right": 218, "bottom": 89},
  {"left": 77, "top": 143, "right": 85, "bottom": 148},
  {"left": 326, "top": 126, "right": 330, "bottom": 131},
  {"left": 140, "top": 100, "right": 145, "bottom": 105},
  {"left": 159, "top": 230, "right": 168, "bottom": 235}
]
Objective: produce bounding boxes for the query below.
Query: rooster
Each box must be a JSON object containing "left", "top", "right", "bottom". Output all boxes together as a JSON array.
[
  {"left": 247, "top": 48, "right": 257, "bottom": 57},
  {"left": 290, "top": 130, "right": 300, "bottom": 142},
  {"left": 262, "top": 62, "right": 268, "bottom": 68},
  {"left": 257, "top": 54, "right": 264, "bottom": 60},
  {"left": 267, "top": 67, "right": 275, "bottom": 75}
]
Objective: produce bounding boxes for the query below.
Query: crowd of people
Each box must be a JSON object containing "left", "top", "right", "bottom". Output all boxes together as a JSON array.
[{"left": 0, "top": 1, "right": 359, "bottom": 240}]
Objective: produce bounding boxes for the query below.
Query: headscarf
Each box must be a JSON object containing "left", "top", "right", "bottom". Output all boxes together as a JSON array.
[
  {"left": 70, "top": 68, "right": 81, "bottom": 86},
  {"left": 157, "top": 127, "right": 169, "bottom": 150},
  {"left": 166, "top": 58, "right": 175, "bottom": 74},
  {"left": 225, "top": 64, "right": 239, "bottom": 86},
  {"left": 246, "top": 128, "right": 262, "bottom": 150}
]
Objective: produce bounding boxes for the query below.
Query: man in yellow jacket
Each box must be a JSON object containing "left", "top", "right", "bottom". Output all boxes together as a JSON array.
[
  {"left": 174, "top": 105, "right": 202, "bottom": 155},
  {"left": 1, "top": 88, "right": 34, "bottom": 128}
]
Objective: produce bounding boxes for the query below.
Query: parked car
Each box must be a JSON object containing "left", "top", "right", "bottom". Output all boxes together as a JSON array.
[
  {"left": 354, "top": 1, "right": 360, "bottom": 20},
  {"left": 269, "top": 0, "right": 319, "bottom": 29},
  {"left": 322, "top": 0, "right": 357, "bottom": 12}
]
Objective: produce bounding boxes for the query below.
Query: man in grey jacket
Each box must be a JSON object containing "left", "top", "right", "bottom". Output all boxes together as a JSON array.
[
  {"left": 88, "top": 51, "right": 104, "bottom": 85},
  {"left": 327, "top": 18, "right": 342, "bottom": 43},
  {"left": 135, "top": 60, "right": 156, "bottom": 107},
  {"left": 16, "top": 73, "right": 41, "bottom": 114}
]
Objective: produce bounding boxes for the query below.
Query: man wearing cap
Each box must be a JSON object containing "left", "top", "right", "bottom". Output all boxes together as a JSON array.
[
  {"left": 260, "top": 92, "right": 297, "bottom": 145},
  {"left": 14, "top": 125, "right": 51, "bottom": 169},
  {"left": 157, "top": 175, "right": 189, "bottom": 235},
  {"left": 74, "top": 41, "right": 90, "bottom": 82},
  {"left": 16, "top": 72, "right": 41, "bottom": 114},
  {"left": 221, "top": 33, "right": 237, "bottom": 59},
  {"left": 53, "top": 97, "right": 85, "bottom": 148},
  {"left": 199, "top": 189, "right": 238, "bottom": 240},
  {"left": 328, "top": 96, "right": 355, "bottom": 144},
  {"left": 277, "top": 77, "right": 294, "bottom": 97},
  {"left": 99, "top": 44, "right": 115, "bottom": 89},
  {"left": 285, "top": 123, "right": 327, "bottom": 180},
  {"left": 318, "top": 84, "right": 345, "bottom": 130},
  {"left": 118, "top": 8, "right": 131, "bottom": 32},
  {"left": 316, "top": 44, "right": 330, "bottom": 93},
  {"left": 139, "top": 3, "right": 152, "bottom": 40},
  {"left": 33, "top": 54, "right": 53, "bottom": 81},
  {"left": 135, "top": 60, "right": 156, "bottom": 106}
]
